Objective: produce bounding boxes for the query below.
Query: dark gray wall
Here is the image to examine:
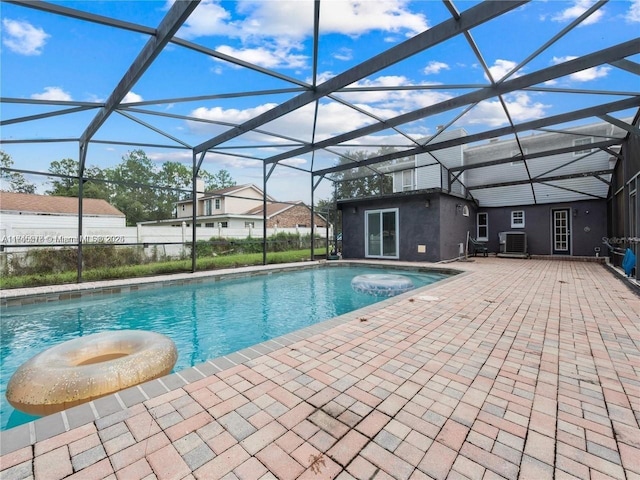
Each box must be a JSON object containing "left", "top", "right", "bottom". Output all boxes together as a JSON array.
[
  {"left": 339, "top": 192, "right": 475, "bottom": 262},
  {"left": 439, "top": 195, "right": 477, "bottom": 260},
  {"left": 610, "top": 116, "right": 639, "bottom": 279},
  {"left": 478, "top": 199, "right": 607, "bottom": 256}
]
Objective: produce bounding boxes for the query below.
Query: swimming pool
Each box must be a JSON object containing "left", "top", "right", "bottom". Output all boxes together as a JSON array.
[{"left": 0, "top": 264, "right": 452, "bottom": 430}]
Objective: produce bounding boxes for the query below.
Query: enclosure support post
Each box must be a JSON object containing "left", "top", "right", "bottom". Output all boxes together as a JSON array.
[
  {"left": 263, "top": 162, "right": 267, "bottom": 265},
  {"left": 191, "top": 151, "right": 204, "bottom": 273},
  {"left": 263, "top": 163, "right": 277, "bottom": 265},
  {"left": 311, "top": 175, "right": 324, "bottom": 260},
  {"left": 77, "top": 142, "right": 87, "bottom": 283},
  {"left": 334, "top": 182, "right": 338, "bottom": 249},
  {"left": 310, "top": 175, "right": 315, "bottom": 261}
]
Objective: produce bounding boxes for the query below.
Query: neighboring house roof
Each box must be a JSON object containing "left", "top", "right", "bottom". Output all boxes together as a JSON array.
[
  {"left": 245, "top": 201, "right": 327, "bottom": 222},
  {"left": 244, "top": 201, "right": 303, "bottom": 218},
  {"left": 176, "top": 184, "right": 276, "bottom": 203},
  {"left": 0, "top": 192, "right": 125, "bottom": 217}
]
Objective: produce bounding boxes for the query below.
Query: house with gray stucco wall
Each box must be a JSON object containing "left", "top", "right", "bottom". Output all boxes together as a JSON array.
[{"left": 339, "top": 119, "right": 628, "bottom": 262}]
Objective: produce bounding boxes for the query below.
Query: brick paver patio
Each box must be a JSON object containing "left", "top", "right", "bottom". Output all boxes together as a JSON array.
[{"left": 1, "top": 258, "right": 638, "bottom": 479}]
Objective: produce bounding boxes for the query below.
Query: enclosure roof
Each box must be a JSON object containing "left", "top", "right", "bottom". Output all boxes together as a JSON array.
[{"left": 1, "top": 0, "right": 639, "bottom": 206}]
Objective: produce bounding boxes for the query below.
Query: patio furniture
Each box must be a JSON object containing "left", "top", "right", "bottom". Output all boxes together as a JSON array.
[{"left": 469, "top": 237, "right": 488, "bottom": 257}]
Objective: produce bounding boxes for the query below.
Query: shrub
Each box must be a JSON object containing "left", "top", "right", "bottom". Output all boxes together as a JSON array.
[
  {"left": 0, "top": 248, "right": 326, "bottom": 289},
  {"left": 190, "top": 233, "right": 324, "bottom": 258}
]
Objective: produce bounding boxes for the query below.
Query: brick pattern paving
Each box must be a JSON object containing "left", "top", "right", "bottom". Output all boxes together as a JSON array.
[{"left": 1, "top": 259, "right": 638, "bottom": 480}]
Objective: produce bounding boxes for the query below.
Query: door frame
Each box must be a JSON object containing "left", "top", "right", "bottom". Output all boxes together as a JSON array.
[
  {"left": 551, "top": 208, "right": 572, "bottom": 255},
  {"left": 364, "top": 208, "right": 399, "bottom": 259}
]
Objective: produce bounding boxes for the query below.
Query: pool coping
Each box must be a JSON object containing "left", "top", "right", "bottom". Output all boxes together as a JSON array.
[
  {"left": 0, "top": 261, "right": 322, "bottom": 308},
  {"left": 0, "top": 260, "right": 467, "bottom": 455},
  {"left": 0, "top": 260, "right": 462, "bottom": 308}
]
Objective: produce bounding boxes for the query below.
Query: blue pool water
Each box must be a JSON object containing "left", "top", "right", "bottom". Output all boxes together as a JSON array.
[{"left": 0, "top": 265, "right": 450, "bottom": 430}]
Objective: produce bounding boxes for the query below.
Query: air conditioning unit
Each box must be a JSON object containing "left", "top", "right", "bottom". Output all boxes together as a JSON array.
[{"left": 499, "top": 232, "right": 527, "bottom": 254}]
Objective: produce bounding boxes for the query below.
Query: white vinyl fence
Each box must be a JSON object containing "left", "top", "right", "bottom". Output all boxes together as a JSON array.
[{"left": 1, "top": 223, "right": 333, "bottom": 259}]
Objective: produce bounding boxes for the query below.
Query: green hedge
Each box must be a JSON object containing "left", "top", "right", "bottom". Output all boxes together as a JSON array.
[{"left": 193, "top": 232, "right": 322, "bottom": 257}]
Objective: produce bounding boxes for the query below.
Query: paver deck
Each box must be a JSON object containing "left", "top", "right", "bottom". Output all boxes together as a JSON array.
[{"left": 1, "top": 258, "right": 638, "bottom": 479}]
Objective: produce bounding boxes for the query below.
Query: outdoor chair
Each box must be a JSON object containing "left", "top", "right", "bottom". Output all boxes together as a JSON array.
[{"left": 469, "top": 237, "right": 488, "bottom": 257}]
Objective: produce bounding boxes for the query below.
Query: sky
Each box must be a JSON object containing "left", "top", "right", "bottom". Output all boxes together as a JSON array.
[{"left": 1, "top": 0, "right": 639, "bottom": 203}]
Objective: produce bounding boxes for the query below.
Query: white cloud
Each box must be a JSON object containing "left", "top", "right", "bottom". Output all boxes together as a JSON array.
[
  {"left": 202, "top": 154, "right": 262, "bottom": 169},
  {"left": 216, "top": 43, "right": 308, "bottom": 69},
  {"left": 2, "top": 19, "right": 50, "bottom": 55},
  {"left": 333, "top": 48, "right": 353, "bottom": 62},
  {"left": 279, "top": 158, "right": 307, "bottom": 166},
  {"left": 149, "top": 148, "right": 263, "bottom": 170},
  {"left": 147, "top": 151, "right": 192, "bottom": 164},
  {"left": 175, "top": 0, "right": 236, "bottom": 39},
  {"left": 423, "top": 61, "right": 449, "bottom": 75},
  {"left": 459, "top": 93, "right": 550, "bottom": 127},
  {"left": 317, "top": 0, "right": 428, "bottom": 37},
  {"left": 314, "top": 71, "right": 336, "bottom": 84},
  {"left": 30, "top": 87, "right": 72, "bottom": 101},
  {"left": 627, "top": 0, "right": 640, "bottom": 22},
  {"left": 486, "top": 59, "right": 521, "bottom": 82},
  {"left": 190, "top": 103, "right": 279, "bottom": 128},
  {"left": 177, "top": 1, "right": 428, "bottom": 72},
  {"left": 187, "top": 75, "right": 452, "bottom": 146},
  {"left": 551, "top": 0, "right": 604, "bottom": 25},
  {"left": 180, "top": 0, "right": 428, "bottom": 41},
  {"left": 340, "top": 75, "right": 452, "bottom": 112},
  {"left": 552, "top": 56, "right": 611, "bottom": 82},
  {"left": 86, "top": 94, "right": 105, "bottom": 103},
  {"left": 122, "top": 92, "right": 144, "bottom": 104}
]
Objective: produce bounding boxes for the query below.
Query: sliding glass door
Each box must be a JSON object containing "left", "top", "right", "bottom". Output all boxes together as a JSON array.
[{"left": 365, "top": 209, "right": 399, "bottom": 258}]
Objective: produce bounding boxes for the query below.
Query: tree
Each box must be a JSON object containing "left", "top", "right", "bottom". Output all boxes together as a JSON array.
[
  {"left": 105, "top": 151, "right": 237, "bottom": 224},
  {"left": 46, "top": 158, "right": 77, "bottom": 196},
  {"left": 0, "top": 151, "right": 37, "bottom": 193},
  {"left": 156, "top": 161, "right": 192, "bottom": 219},
  {"left": 46, "top": 158, "right": 110, "bottom": 200},
  {"left": 37, "top": 150, "right": 237, "bottom": 225},
  {"left": 330, "top": 149, "right": 393, "bottom": 200},
  {"left": 106, "top": 150, "right": 161, "bottom": 225},
  {"left": 318, "top": 148, "right": 406, "bottom": 235},
  {"left": 200, "top": 168, "right": 236, "bottom": 191}
]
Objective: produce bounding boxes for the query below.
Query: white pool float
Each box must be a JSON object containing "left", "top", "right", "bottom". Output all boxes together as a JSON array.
[
  {"left": 6, "top": 330, "right": 177, "bottom": 416},
  {"left": 351, "top": 274, "right": 415, "bottom": 297}
]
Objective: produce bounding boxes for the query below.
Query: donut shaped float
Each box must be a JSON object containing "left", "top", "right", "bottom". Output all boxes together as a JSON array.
[
  {"left": 6, "top": 330, "right": 177, "bottom": 416},
  {"left": 351, "top": 274, "right": 415, "bottom": 297}
]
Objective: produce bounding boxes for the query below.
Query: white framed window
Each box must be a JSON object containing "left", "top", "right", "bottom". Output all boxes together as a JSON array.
[
  {"left": 573, "top": 137, "right": 593, "bottom": 155},
  {"left": 511, "top": 210, "right": 525, "bottom": 228},
  {"left": 214, "top": 198, "right": 221, "bottom": 210},
  {"left": 218, "top": 221, "right": 228, "bottom": 228},
  {"left": 477, "top": 212, "right": 488, "bottom": 240},
  {"left": 402, "top": 170, "right": 414, "bottom": 191},
  {"left": 204, "top": 199, "right": 212, "bottom": 216},
  {"left": 205, "top": 222, "right": 215, "bottom": 228}
]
